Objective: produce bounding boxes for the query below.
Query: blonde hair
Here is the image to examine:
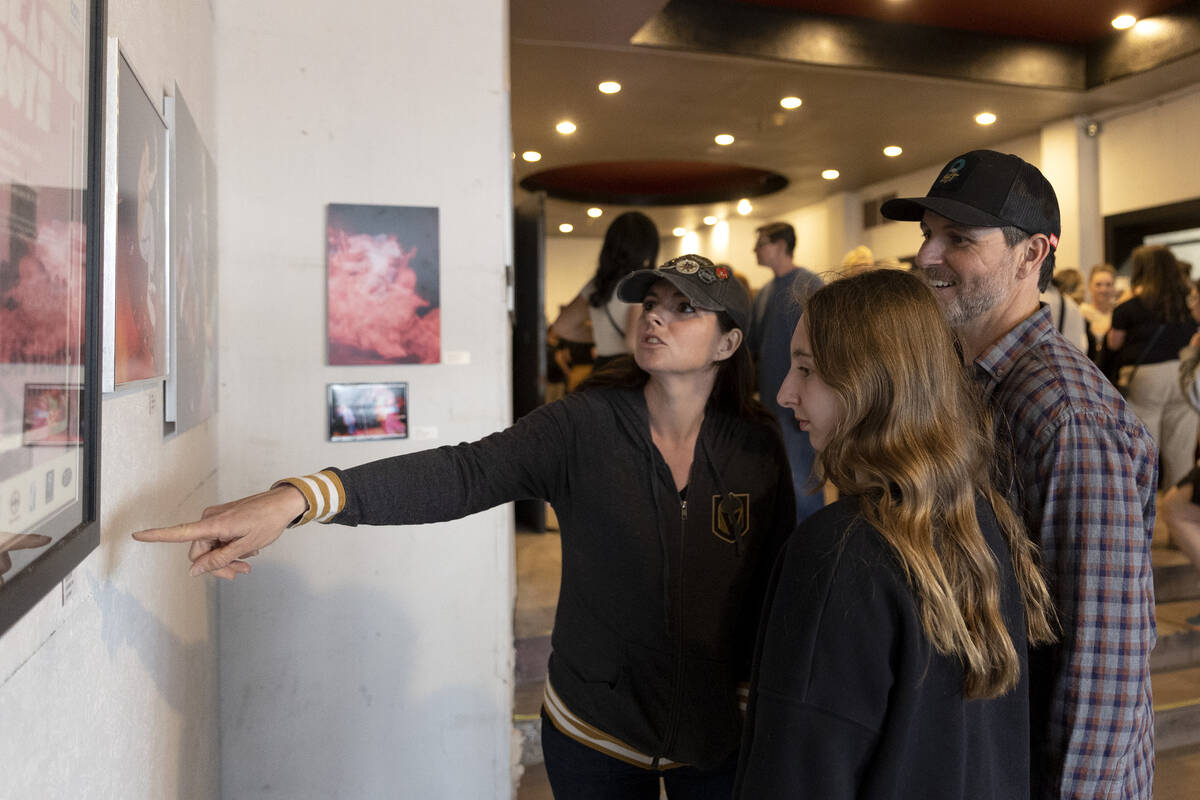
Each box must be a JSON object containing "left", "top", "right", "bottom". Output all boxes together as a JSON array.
[
  {"left": 804, "top": 269, "right": 1056, "bottom": 698},
  {"left": 840, "top": 245, "right": 875, "bottom": 275}
]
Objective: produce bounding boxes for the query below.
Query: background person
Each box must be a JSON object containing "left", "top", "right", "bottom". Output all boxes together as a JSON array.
[
  {"left": 1080, "top": 263, "right": 1118, "bottom": 356},
  {"left": 1161, "top": 333, "right": 1200, "bottom": 618},
  {"left": 749, "top": 221, "right": 824, "bottom": 522},
  {"left": 1042, "top": 271, "right": 1088, "bottom": 353},
  {"left": 736, "top": 269, "right": 1055, "bottom": 799},
  {"left": 134, "top": 254, "right": 794, "bottom": 799},
  {"left": 1106, "top": 244, "right": 1198, "bottom": 486},
  {"left": 550, "top": 210, "right": 659, "bottom": 370}
]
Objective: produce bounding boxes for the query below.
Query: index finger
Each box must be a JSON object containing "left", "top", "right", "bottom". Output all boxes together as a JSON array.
[{"left": 132, "top": 520, "right": 210, "bottom": 544}]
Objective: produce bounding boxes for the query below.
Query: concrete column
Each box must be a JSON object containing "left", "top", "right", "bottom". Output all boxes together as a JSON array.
[{"left": 1040, "top": 117, "right": 1104, "bottom": 273}]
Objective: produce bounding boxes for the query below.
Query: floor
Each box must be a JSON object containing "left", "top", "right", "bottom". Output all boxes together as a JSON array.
[{"left": 512, "top": 523, "right": 1200, "bottom": 800}]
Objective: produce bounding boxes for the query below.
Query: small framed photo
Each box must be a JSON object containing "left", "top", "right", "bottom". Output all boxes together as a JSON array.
[
  {"left": 328, "top": 382, "right": 408, "bottom": 442},
  {"left": 22, "top": 384, "right": 83, "bottom": 447}
]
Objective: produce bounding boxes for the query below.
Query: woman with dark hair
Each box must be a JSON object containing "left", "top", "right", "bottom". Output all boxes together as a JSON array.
[
  {"left": 550, "top": 211, "right": 660, "bottom": 369},
  {"left": 135, "top": 254, "right": 794, "bottom": 798},
  {"left": 735, "top": 269, "right": 1055, "bottom": 799},
  {"left": 1106, "top": 244, "right": 1198, "bottom": 485}
]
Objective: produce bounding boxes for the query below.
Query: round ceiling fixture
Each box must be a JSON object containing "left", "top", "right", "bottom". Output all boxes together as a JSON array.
[{"left": 519, "top": 160, "right": 788, "bottom": 206}]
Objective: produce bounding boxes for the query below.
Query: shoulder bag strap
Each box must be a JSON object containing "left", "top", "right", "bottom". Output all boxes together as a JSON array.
[
  {"left": 1124, "top": 323, "right": 1167, "bottom": 386},
  {"left": 602, "top": 297, "right": 625, "bottom": 339}
]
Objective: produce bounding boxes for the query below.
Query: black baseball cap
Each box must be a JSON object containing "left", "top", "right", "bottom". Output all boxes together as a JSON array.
[
  {"left": 617, "top": 254, "right": 751, "bottom": 332},
  {"left": 880, "top": 150, "right": 1061, "bottom": 250}
]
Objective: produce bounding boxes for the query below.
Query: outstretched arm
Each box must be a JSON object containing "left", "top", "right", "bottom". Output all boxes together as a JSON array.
[
  {"left": 134, "top": 396, "right": 580, "bottom": 580},
  {"left": 132, "top": 484, "right": 308, "bottom": 580}
]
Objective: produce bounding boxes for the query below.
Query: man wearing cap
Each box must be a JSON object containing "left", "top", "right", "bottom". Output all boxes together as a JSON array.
[
  {"left": 882, "top": 150, "right": 1156, "bottom": 800},
  {"left": 749, "top": 222, "right": 825, "bottom": 522}
]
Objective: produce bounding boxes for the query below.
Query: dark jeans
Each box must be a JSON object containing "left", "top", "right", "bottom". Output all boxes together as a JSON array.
[{"left": 540, "top": 710, "right": 736, "bottom": 799}]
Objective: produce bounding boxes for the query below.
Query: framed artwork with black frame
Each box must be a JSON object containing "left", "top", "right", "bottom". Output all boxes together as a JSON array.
[{"left": 0, "top": 0, "right": 107, "bottom": 635}]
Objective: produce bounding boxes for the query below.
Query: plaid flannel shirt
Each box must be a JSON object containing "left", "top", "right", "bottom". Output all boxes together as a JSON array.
[{"left": 976, "top": 304, "right": 1156, "bottom": 800}]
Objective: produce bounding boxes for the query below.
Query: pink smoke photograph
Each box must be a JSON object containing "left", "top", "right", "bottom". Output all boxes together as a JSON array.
[{"left": 326, "top": 204, "right": 440, "bottom": 365}]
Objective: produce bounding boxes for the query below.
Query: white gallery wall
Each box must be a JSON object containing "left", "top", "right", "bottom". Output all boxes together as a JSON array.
[
  {"left": 213, "top": 1, "right": 514, "bottom": 798},
  {"left": 0, "top": 1, "right": 222, "bottom": 798},
  {"left": 546, "top": 235, "right": 606, "bottom": 317},
  {"left": 1099, "top": 87, "right": 1200, "bottom": 217}
]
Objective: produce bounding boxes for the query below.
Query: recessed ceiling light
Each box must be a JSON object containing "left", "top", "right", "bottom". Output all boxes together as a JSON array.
[
  {"left": 1112, "top": 14, "right": 1137, "bottom": 29},
  {"left": 975, "top": 111, "right": 997, "bottom": 126},
  {"left": 598, "top": 81, "right": 621, "bottom": 94},
  {"left": 556, "top": 120, "right": 577, "bottom": 135},
  {"left": 779, "top": 96, "right": 802, "bottom": 110},
  {"left": 587, "top": 207, "right": 603, "bottom": 218},
  {"left": 714, "top": 133, "right": 735, "bottom": 146},
  {"left": 672, "top": 227, "right": 688, "bottom": 238},
  {"left": 522, "top": 151, "right": 542, "bottom": 162},
  {"left": 883, "top": 145, "right": 903, "bottom": 157},
  {"left": 822, "top": 169, "right": 840, "bottom": 180},
  {"left": 559, "top": 223, "right": 574, "bottom": 233},
  {"left": 703, "top": 215, "right": 719, "bottom": 225},
  {"left": 737, "top": 199, "right": 752, "bottom": 215}
]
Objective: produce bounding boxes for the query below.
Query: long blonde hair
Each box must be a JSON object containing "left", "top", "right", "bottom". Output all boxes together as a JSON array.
[{"left": 804, "top": 269, "right": 1056, "bottom": 698}]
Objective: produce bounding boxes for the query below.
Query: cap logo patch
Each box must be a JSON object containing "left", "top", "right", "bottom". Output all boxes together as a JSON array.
[
  {"left": 697, "top": 267, "right": 717, "bottom": 284},
  {"left": 937, "top": 157, "right": 968, "bottom": 186},
  {"left": 714, "top": 266, "right": 730, "bottom": 280},
  {"left": 672, "top": 260, "right": 700, "bottom": 275}
]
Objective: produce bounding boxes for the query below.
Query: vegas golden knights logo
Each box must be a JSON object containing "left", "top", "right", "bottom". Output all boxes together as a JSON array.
[{"left": 712, "top": 493, "right": 750, "bottom": 543}]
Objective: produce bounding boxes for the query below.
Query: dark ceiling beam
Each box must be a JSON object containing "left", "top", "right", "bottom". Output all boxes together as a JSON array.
[
  {"left": 633, "top": 0, "right": 1087, "bottom": 90},
  {"left": 1087, "top": 3, "right": 1200, "bottom": 87},
  {"left": 632, "top": 0, "right": 1200, "bottom": 92}
]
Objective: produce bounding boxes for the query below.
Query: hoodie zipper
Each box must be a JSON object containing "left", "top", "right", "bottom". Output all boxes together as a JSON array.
[{"left": 654, "top": 489, "right": 690, "bottom": 768}]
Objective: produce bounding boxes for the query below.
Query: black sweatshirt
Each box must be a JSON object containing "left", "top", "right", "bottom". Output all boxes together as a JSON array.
[
  {"left": 330, "top": 386, "right": 795, "bottom": 768},
  {"left": 735, "top": 495, "right": 1032, "bottom": 799}
]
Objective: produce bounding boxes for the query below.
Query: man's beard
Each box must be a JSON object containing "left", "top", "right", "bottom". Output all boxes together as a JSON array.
[{"left": 914, "top": 265, "right": 1011, "bottom": 330}]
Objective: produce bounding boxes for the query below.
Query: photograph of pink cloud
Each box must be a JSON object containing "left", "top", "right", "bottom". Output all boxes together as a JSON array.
[{"left": 326, "top": 204, "right": 440, "bottom": 365}]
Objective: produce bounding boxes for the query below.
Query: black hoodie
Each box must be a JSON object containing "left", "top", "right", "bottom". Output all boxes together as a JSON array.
[{"left": 330, "top": 385, "right": 795, "bottom": 768}]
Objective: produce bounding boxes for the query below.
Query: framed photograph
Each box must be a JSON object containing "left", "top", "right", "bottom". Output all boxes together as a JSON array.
[
  {"left": 326, "top": 204, "right": 440, "bottom": 365},
  {"left": 22, "top": 384, "right": 83, "bottom": 446},
  {"left": 328, "top": 382, "right": 409, "bottom": 442},
  {"left": 0, "top": 0, "right": 105, "bottom": 634},
  {"left": 163, "top": 87, "right": 218, "bottom": 434},
  {"left": 102, "top": 42, "right": 169, "bottom": 390}
]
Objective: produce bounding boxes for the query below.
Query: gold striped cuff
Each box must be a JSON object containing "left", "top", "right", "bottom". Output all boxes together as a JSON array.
[
  {"left": 542, "top": 679, "right": 682, "bottom": 770},
  {"left": 271, "top": 470, "right": 346, "bottom": 526}
]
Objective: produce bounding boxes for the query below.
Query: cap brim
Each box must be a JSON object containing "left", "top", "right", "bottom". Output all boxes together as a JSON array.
[
  {"left": 616, "top": 269, "right": 718, "bottom": 311},
  {"left": 880, "top": 196, "right": 1009, "bottom": 229},
  {"left": 615, "top": 269, "right": 662, "bottom": 304}
]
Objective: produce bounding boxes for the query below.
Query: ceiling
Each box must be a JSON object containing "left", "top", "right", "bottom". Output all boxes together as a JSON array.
[{"left": 511, "top": 0, "right": 1200, "bottom": 239}]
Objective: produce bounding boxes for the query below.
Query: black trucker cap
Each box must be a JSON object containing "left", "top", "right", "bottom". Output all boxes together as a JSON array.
[
  {"left": 880, "top": 150, "right": 1061, "bottom": 250},
  {"left": 617, "top": 254, "right": 751, "bottom": 332}
]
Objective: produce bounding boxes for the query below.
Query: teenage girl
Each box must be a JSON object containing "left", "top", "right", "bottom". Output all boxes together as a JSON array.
[{"left": 735, "top": 269, "right": 1055, "bottom": 799}]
